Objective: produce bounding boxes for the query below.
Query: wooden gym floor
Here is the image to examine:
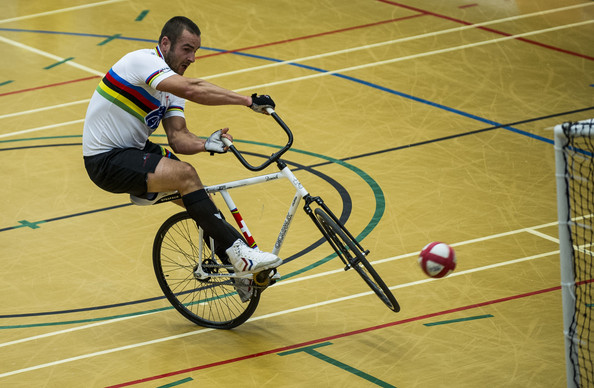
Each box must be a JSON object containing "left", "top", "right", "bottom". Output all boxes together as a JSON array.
[{"left": 1, "top": 0, "right": 593, "bottom": 386}]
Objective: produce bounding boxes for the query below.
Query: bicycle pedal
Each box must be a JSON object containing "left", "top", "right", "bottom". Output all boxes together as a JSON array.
[{"left": 253, "top": 270, "right": 272, "bottom": 287}]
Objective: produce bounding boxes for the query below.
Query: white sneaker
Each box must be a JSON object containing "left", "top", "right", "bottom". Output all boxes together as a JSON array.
[
  {"left": 233, "top": 278, "right": 253, "bottom": 303},
  {"left": 226, "top": 239, "right": 283, "bottom": 273}
]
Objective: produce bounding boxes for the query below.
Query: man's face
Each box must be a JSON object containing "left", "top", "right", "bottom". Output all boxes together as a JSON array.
[{"left": 162, "top": 29, "right": 201, "bottom": 75}]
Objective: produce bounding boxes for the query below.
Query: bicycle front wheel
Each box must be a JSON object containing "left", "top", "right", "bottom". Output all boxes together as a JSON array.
[
  {"left": 314, "top": 208, "right": 400, "bottom": 312},
  {"left": 153, "top": 211, "right": 260, "bottom": 329}
]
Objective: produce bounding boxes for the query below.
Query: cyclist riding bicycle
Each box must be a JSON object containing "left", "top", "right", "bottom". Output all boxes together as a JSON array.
[{"left": 82, "top": 16, "right": 282, "bottom": 281}]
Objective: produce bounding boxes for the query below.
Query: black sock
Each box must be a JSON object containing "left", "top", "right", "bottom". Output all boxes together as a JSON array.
[{"left": 182, "top": 189, "right": 237, "bottom": 250}]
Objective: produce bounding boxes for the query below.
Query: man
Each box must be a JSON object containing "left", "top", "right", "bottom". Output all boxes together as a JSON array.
[{"left": 82, "top": 16, "right": 282, "bottom": 279}]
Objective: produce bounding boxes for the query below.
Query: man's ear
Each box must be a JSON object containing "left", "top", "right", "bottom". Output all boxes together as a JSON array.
[{"left": 160, "top": 36, "right": 171, "bottom": 52}]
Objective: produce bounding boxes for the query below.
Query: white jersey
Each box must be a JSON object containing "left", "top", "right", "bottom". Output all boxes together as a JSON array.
[{"left": 82, "top": 46, "right": 186, "bottom": 156}]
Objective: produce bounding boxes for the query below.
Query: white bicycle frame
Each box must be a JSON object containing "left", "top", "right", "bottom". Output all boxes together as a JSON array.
[
  {"left": 189, "top": 158, "right": 310, "bottom": 282},
  {"left": 192, "top": 164, "right": 308, "bottom": 279},
  {"left": 185, "top": 108, "right": 338, "bottom": 282}
]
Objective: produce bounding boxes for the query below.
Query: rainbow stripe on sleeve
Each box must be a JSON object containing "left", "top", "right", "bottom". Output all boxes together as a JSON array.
[{"left": 167, "top": 105, "right": 184, "bottom": 114}]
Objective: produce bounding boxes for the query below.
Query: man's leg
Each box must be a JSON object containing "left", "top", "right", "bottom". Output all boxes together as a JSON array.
[
  {"left": 147, "top": 157, "right": 235, "bottom": 248},
  {"left": 147, "top": 157, "right": 281, "bottom": 272}
]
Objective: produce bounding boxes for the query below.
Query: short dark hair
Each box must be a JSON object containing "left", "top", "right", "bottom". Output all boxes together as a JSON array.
[{"left": 159, "top": 16, "right": 201, "bottom": 47}]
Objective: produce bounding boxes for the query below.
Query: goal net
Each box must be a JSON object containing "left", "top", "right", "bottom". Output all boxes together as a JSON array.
[{"left": 554, "top": 118, "right": 594, "bottom": 388}]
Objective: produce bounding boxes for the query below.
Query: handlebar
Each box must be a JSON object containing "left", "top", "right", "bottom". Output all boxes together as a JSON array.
[{"left": 221, "top": 108, "right": 293, "bottom": 171}]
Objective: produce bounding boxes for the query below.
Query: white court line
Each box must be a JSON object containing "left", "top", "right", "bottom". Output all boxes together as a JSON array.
[
  {"left": 0, "top": 212, "right": 566, "bottom": 351},
  {"left": 233, "top": 19, "right": 594, "bottom": 93},
  {"left": 0, "top": 0, "right": 125, "bottom": 25},
  {"left": 0, "top": 119, "right": 84, "bottom": 139},
  {"left": 0, "top": 313, "right": 160, "bottom": 350},
  {"left": 0, "top": 326, "right": 215, "bottom": 379},
  {"left": 0, "top": 99, "right": 90, "bottom": 120},
  {"left": 526, "top": 229, "right": 561, "bottom": 244},
  {"left": 203, "top": 2, "right": 594, "bottom": 80},
  {"left": 0, "top": 3, "right": 587, "bottom": 377},
  {"left": 0, "top": 36, "right": 103, "bottom": 76},
  {"left": 2, "top": 19, "right": 590, "bottom": 139},
  {"left": 1, "top": 6, "right": 591, "bottom": 137},
  {"left": 0, "top": 248, "right": 560, "bottom": 379}
]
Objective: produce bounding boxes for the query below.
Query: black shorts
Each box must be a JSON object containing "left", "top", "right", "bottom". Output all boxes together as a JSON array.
[{"left": 83, "top": 141, "right": 179, "bottom": 196}]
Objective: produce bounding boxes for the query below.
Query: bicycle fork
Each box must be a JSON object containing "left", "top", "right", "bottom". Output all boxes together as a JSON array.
[{"left": 275, "top": 160, "right": 370, "bottom": 270}]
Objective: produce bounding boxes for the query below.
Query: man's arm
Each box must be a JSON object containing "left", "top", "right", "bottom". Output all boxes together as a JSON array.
[
  {"left": 163, "top": 116, "right": 231, "bottom": 155},
  {"left": 157, "top": 75, "right": 252, "bottom": 107},
  {"left": 162, "top": 116, "right": 206, "bottom": 155}
]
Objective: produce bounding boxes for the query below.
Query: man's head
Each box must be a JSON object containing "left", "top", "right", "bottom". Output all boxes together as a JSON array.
[{"left": 158, "top": 16, "right": 201, "bottom": 75}]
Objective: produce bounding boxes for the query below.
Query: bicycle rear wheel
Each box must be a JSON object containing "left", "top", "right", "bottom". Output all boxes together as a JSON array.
[
  {"left": 153, "top": 211, "right": 260, "bottom": 329},
  {"left": 314, "top": 208, "right": 400, "bottom": 312}
]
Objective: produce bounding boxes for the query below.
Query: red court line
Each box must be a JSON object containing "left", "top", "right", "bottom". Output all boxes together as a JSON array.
[
  {"left": 378, "top": 0, "right": 594, "bottom": 61},
  {"left": 197, "top": 13, "right": 425, "bottom": 59},
  {"left": 0, "top": 75, "right": 100, "bottom": 97},
  {"left": 3, "top": 15, "right": 424, "bottom": 96},
  {"left": 107, "top": 284, "right": 561, "bottom": 387}
]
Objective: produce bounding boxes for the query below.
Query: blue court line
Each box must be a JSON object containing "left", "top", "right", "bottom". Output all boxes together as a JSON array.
[
  {"left": 0, "top": 27, "right": 579, "bottom": 326},
  {"left": 219, "top": 51, "right": 555, "bottom": 144},
  {"left": 0, "top": 27, "right": 571, "bottom": 145}
]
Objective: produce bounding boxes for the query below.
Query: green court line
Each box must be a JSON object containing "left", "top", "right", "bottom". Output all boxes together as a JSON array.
[
  {"left": 135, "top": 10, "right": 149, "bottom": 21},
  {"left": 279, "top": 342, "right": 396, "bottom": 387},
  {"left": 227, "top": 138, "right": 386, "bottom": 277},
  {"left": 44, "top": 57, "right": 74, "bottom": 69},
  {"left": 423, "top": 314, "right": 494, "bottom": 326},
  {"left": 98, "top": 34, "right": 121, "bottom": 46},
  {"left": 1, "top": 135, "right": 384, "bottom": 328},
  {"left": 16, "top": 220, "right": 46, "bottom": 229},
  {"left": 0, "top": 135, "right": 82, "bottom": 144},
  {"left": 0, "top": 306, "right": 172, "bottom": 329},
  {"left": 157, "top": 377, "right": 193, "bottom": 388},
  {"left": 0, "top": 80, "right": 14, "bottom": 86}
]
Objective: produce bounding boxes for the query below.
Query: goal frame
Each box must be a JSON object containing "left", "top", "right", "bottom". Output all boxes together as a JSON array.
[{"left": 554, "top": 119, "right": 594, "bottom": 388}]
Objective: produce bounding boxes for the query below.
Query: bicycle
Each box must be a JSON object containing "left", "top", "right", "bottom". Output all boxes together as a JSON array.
[{"left": 146, "top": 109, "right": 400, "bottom": 329}]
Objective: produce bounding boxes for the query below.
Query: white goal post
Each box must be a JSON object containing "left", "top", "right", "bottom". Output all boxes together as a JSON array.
[{"left": 554, "top": 118, "right": 594, "bottom": 388}]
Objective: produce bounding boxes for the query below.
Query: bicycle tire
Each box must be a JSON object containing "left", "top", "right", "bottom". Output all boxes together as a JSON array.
[
  {"left": 153, "top": 211, "right": 260, "bottom": 329},
  {"left": 314, "top": 208, "right": 400, "bottom": 312}
]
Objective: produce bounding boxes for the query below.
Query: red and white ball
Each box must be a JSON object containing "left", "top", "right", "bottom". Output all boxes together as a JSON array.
[{"left": 418, "top": 242, "right": 456, "bottom": 278}]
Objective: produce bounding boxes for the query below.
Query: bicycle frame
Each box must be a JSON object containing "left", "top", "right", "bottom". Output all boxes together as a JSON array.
[
  {"left": 203, "top": 159, "right": 368, "bottom": 273},
  {"left": 205, "top": 165, "right": 306, "bottom": 257},
  {"left": 159, "top": 109, "right": 367, "bottom": 281},
  {"left": 152, "top": 109, "right": 400, "bottom": 320}
]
